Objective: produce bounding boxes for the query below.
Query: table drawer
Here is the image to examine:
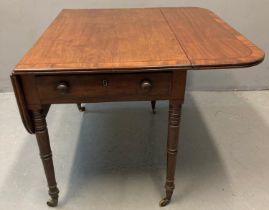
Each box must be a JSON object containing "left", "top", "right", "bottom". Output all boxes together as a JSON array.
[{"left": 36, "top": 73, "right": 172, "bottom": 103}]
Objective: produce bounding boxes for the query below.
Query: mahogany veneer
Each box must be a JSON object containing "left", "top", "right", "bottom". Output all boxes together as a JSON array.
[{"left": 11, "top": 7, "right": 264, "bottom": 207}]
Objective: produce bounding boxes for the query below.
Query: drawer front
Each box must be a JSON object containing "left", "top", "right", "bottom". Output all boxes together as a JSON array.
[{"left": 36, "top": 73, "right": 172, "bottom": 103}]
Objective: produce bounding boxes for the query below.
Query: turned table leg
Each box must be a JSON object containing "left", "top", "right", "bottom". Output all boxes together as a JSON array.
[
  {"left": 32, "top": 110, "right": 59, "bottom": 207},
  {"left": 151, "top": 100, "right": 156, "bottom": 113},
  {"left": 160, "top": 100, "right": 182, "bottom": 207}
]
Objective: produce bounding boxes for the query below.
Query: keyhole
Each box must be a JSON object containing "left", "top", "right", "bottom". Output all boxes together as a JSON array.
[{"left": 102, "top": 80, "right": 108, "bottom": 87}]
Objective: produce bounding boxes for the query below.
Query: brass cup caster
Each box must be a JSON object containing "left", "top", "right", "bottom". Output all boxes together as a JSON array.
[
  {"left": 77, "top": 103, "right": 85, "bottom": 112},
  {"left": 159, "top": 198, "right": 170, "bottom": 207},
  {"left": 47, "top": 197, "right": 58, "bottom": 207}
]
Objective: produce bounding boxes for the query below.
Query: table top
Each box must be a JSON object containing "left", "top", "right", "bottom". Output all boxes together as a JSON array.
[{"left": 14, "top": 7, "right": 264, "bottom": 73}]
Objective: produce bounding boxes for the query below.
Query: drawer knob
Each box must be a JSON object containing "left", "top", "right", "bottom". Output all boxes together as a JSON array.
[
  {"left": 141, "top": 80, "right": 152, "bottom": 91},
  {"left": 56, "top": 82, "right": 69, "bottom": 94}
]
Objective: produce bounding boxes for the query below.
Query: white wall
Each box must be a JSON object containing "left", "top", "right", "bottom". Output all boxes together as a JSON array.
[{"left": 0, "top": 0, "right": 268, "bottom": 92}]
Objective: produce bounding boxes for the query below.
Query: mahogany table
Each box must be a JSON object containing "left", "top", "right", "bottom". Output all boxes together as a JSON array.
[{"left": 11, "top": 7, "right": 264, "bottom": 207}]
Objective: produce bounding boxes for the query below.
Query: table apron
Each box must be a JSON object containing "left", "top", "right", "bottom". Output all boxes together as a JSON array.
[{"left": 32, "top": 72, "right": 177, "bottom": 104}]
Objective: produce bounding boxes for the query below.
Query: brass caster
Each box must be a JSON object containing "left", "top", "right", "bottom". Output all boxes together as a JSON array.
[
  {"left": 77, "top": 103, "right": 85, "bottom": 112},
  {"left": 47, "top": 198, "right": 58, "bottom": 207},
  {"left": 79, "top": 106, "right": 85, "bottom": 112},
  {"left": 159, "top": 198, "right": 170, "bottom": 207}
]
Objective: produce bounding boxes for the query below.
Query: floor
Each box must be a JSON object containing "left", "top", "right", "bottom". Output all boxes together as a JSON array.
[{"left": 1, "top": 91, "right": 269, "bottom": 210}]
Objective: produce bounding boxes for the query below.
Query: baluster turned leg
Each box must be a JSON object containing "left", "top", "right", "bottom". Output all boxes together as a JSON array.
[
  {"left": 160, "top": 101, "right": 182, "bottom": 207},
  {"left": 151, "top": 100, "right": 156, "bottom": 113},
  {"left": 32, "top": 110, "right": 59, "bottom": 207}
]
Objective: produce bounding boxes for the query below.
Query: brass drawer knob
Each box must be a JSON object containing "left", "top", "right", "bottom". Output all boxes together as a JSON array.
[
  {"left": 56, "top": 82, "right": 69, "bottom": 94},
  {"left": 141, "top": 79, "right": 152, "bottom": 91}
]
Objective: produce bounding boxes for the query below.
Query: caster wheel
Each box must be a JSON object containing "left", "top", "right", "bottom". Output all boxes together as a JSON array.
[
  {"left": 79, "top": 106, "right": 85, "bottom": 112},
  {"left": 47, "top": 198, "right": 58, "bottom": 207},
  {"left": 159, "top": 198, "right": 170, "bottom": 207},
  {"left": 77, "top": 103, "right": 86, "bottom": 112}
]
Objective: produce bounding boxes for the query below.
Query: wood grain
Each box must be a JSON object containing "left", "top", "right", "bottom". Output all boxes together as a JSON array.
[
  {"left": 10, "top": 75, "right": 34, "bottom": 133},
  {"left": 10, "top": 7, "right": 265, "bottom": 207},
  {"left": 161, "top": 7, "right": 265, "bottom": 68},
  {"left": 36, "top": 72, "right": 172, "bottom": 103},
  {"left": 15, "top": 9, "right": 190, "bottom": 71},
  {"left": 14, "top": 7, "right": 264, "bottom": 73}
]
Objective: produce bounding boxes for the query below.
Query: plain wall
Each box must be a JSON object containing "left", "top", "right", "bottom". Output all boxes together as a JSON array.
[{"left": 0, "top": 0, "right": 268, "bottom": 92}]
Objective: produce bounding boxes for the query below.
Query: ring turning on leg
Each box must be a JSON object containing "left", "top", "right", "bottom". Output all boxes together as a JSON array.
[
  {"left": 160, "top": 101, "right": 182, "bottom": 207},
  {"left": 32, "top": 110, "right": 59, "bottom": 207}
]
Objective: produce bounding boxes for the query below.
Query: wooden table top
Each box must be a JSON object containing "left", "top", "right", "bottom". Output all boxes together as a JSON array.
[{"left": 15, "top": 7, "right": 264, "bottom": 73}]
